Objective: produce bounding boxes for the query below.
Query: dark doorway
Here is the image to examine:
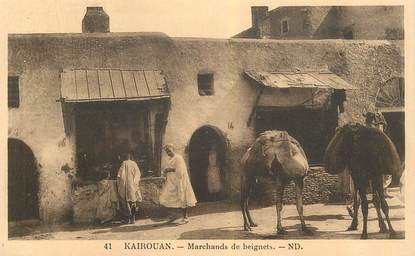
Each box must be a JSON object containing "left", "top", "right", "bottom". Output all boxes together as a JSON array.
[
  {"left": 188, "top": 126, "right": 227, "bottom": 202},
  {"left": 255, "top": 107, "right": 338, "bottom": 165},
  {"left": 8, "top": 139, "right": 39, "bottom": 221},
  {"left": 381, "top": 111, "right": 404, "bottom": 187},
  {"left": 383, "top": 111, "right": 405, "bottom": 162}
]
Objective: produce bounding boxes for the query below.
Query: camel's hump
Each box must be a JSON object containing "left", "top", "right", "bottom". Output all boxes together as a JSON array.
[{"left": 256, "top": 130, "right": 302, "bottom": 148}]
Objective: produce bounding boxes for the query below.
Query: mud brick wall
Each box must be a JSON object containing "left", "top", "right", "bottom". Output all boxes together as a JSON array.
[
  {"left": 254, "top": 167, "right": 341, "bottom": 206},
  {"left": 72, "top": 178, "right": 165, "bottom": 224},
  {"left": 9, "top": 33, "right": 402, "bottom": 223},
  {"left": 72, "top": 184, "right": 99, "bottom": 224},
  {"left": 137, "top": 177, "right": 165, "bottom": 218}
]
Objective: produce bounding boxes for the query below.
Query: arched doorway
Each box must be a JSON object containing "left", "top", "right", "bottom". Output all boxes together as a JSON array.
[
  {"left": 188, "top": 126, "right": 227, "bottom": 202},
  {"left": 8, "top": 138, "right": 39, "bottom": 221}
]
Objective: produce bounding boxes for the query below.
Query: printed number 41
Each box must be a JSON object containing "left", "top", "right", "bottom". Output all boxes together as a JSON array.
[{"left": 104, "top": 243, "right": 112, "bottom": 250}]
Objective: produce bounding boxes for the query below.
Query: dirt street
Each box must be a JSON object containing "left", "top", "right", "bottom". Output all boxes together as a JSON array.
[{"left": 9, "top": 190, "right": 405, "bottom": 240}]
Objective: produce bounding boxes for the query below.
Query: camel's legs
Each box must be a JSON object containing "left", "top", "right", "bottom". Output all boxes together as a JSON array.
[
  {"left": 347, "top": 184, "right": 360, "bottom": 231},
  {"left": 373, "top": 177, "right": 397, "bottom": 239},
  {"left": 294, "top": 178, "right": 312, "bottom": 235},
  {"left": 358, "top": 188, "right": 369, "bottom": 239},
  {"left": 246, "top": 178, "right": 257, "bottom": 227},
  {"left": 275, "top": 176, "right": 287, "bottom": 234},
  {"left": 240, "top": 175, "right": 251, "bottom": 231},
  {"left": 372, "top": 184, "right": 388, "bottom": 233}
]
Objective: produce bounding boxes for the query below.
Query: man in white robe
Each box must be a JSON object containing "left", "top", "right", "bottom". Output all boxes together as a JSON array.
[
  {"left": 159, "top": 144, "right": 197, "bottom": 224},
  {"left": 117, "top": 152, "right": 142, "bottom": 224}
]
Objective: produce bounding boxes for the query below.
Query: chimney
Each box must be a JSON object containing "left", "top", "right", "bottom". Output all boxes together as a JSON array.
[
  {"left": 82, "top": 7, "right": 110, "bottom": 33},
  {"left": 251, "top": 6, "right": 268, "bottom": 29}
]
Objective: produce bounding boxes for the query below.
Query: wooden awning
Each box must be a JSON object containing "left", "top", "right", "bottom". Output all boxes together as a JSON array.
[
  {"left": 244, "top": 70, "right": 356, "bottom": 90},
  {"left": 245, "top": 69, "right": 352, "bottom": 125},
  {"left": 59, "top": 69, "right": 169, "bottom": 102}
]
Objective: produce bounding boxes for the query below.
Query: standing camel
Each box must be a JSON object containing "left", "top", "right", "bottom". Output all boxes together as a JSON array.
[
  {"left": 345, "top": 111, "right": 392, "bottom": 233},
  {"left": 240, "top": 130, "right": 312, "bottom": 235},
  {"left": 324, "top": 123, "right": 403, "bottom": 239}
]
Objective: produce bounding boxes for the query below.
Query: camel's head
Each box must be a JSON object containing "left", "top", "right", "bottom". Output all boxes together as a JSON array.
[{"left": 363, "top": 111, "right": 388, "bottom": 131}]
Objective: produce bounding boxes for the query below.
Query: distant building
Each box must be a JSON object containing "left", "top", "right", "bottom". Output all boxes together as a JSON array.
[{"left": 234, "top": 6, "right": 404, "bottom": 40}]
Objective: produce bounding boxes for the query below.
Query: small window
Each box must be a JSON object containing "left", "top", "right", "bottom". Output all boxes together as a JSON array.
[
  {"left": 281, "top": 20, "right": 289, "bottom": 34},
  {"left": 198, "top": 73, "right": 214, "bottom": 96},
  {"left": 342, "top": 25, "right": 354, "bottom": 39},
  {"left": 8, "top": 76, "right": 19, "bottom": 108}
]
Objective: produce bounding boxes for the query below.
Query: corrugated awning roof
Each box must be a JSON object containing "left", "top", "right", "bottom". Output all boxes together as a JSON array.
[
  {"left": 60, "top": 69, "right": 169, "bottom": 102},
  {"left": 245, "top": 70, "right": 356, "bottom": 90}
]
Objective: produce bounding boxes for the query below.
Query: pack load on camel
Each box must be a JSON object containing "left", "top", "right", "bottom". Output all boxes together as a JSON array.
[
  {"left": 240, "top": 130, "right": 312, "bottom": 235},
  {"left": 324, "top": 123, "right": 403, "bottom": 239}
]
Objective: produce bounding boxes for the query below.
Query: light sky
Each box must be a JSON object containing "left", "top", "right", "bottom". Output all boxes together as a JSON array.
[
  {"left": 1, "top": 0, "right": 409, "bottom": 38},
  {"left": 2, "top": 0, "right": 282, "bottom": 38}
]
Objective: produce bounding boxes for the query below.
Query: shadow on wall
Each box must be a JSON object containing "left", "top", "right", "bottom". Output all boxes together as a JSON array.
[{"left": 314, "top": 7, "right": 342, "bottom": 39}]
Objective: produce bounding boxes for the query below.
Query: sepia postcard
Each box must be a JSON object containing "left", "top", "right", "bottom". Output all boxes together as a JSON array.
[{"left": 1, "top": 0, "right": 414, "bottom": 255}]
